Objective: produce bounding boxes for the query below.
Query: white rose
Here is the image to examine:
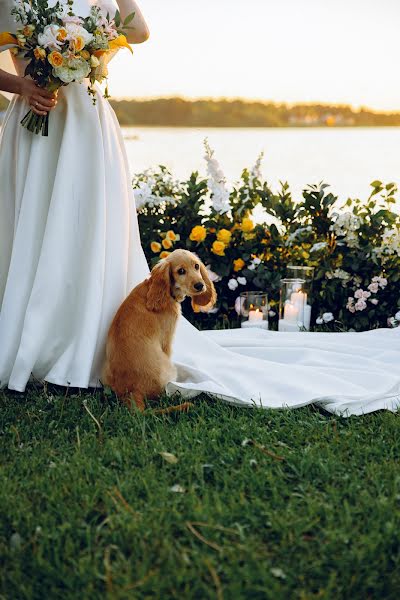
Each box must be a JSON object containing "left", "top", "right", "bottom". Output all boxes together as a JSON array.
[
  {"left": 322, "top": 312, "right": 334, "bottom": 323},
  {"left": 65, "top": 23, "right": 93, "bottom": 47}
]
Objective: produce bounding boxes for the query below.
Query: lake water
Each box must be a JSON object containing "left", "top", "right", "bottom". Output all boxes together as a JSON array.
[{"left": 123, "top": 126, "right": 400, "bottom": 206}]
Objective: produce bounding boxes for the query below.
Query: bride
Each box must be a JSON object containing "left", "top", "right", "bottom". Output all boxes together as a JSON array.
[{"left": 0, "top": 0, "right": 399, "bottom": 417}]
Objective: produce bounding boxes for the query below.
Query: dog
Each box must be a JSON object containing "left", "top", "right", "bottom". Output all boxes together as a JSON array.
[{"left": 101, "top": 249, "right": 217, "bottom": 412}]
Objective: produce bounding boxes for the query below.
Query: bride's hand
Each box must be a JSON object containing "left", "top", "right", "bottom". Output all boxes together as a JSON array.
[{"left": 19, "top": 78, "right": 57, "bottom": 116}]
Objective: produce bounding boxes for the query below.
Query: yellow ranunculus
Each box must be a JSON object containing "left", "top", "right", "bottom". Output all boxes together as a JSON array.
[
  {"left": 217, "top": 229, "right": 232, "bottom": 244},
  {"left": 241, "top": 217, "right": 254, "bottom": 233},
  {"left": 160, "top": 251, "right": 171, "bottom": 259},
  {"left": 33, "top": 47, "right": 46, "bottom": 61},
  {"left": 233, "top": 258, "right": 245, "bottom": 272},
  {"left": 48, "top": 51, "right": 63, "bottom": 67},
  {"left": 212, "top": 241, "right": 226, "bottom": 256},
  {"left": 80, "top": 49, "right": 90, "bottom": 60},
  {"left": 166, "top": 230, "right": 177, "bottom": 241},
  {"left": 151, "top": 241, "right": 161, "bottom": 253},
  {"left": 189, "top": 225, "right": 207, "bottom": 243},
  {"left": 162, "top": 238, "right": 173, "bottom": 250}
]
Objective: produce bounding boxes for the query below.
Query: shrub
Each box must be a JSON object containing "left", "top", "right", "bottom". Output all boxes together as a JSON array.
[{"left": 134, "top": 141, "right": 400, "bottom": 331}]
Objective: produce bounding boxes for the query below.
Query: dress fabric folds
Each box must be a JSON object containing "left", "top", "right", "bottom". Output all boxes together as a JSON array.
[{"left": 0, "top": 0, "right": 399, "bottom": 417}]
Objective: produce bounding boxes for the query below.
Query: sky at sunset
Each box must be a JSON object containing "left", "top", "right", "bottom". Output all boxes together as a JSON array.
[{"left": 107, "top": 0, "right": 400, "bottom": 110}]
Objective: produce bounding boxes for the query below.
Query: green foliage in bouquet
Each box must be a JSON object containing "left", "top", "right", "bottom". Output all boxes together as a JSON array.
[{"left": 134, "top": 143, "right": 400, "bottom": 332}]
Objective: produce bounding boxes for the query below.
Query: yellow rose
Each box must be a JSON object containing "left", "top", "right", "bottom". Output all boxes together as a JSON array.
[
  {"left": 233, "top": 258, "right": 245, "bottom": 272},
  {"left": 80, "top": 49, "right": 90, "bottom": 60},
  {"left": 166, "top": 230, "right": 177, "bottom": 241},
  {"left": 241, "top": 217, "right": 254, "bottom": 233},
  {"left": 160, "top": 251, "right": 171, "bottom": 259},
  {"left": 56, "top": 28, "right": 67, "bottom": 42},
  {"left": 48, "top": 51, "right": 64, "bottom": 68},
  {"left": 217, "top": 229, "right": 232, "bottom": 244},
  {"left": 189, "top": 225, "right": 207, "bottom": 243},
  {"left": 72, "top": 36, "right": 85, "bottom": 52},
  {"left": 162, "top": 238, "right": 173, "bottom": 250},
  {"left": 33, "top": 47, "right": 46, "bottom": 61},
  {"left": 150, "top": 242, "right": 161, "bottom": 253},
  {"left": 212, "top": 241, "right": 226, "bottom": 256}
]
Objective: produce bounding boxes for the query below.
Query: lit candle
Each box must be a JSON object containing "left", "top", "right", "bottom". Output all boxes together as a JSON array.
[
  {"left": 248, "top": 308, "right": 263, "bottom": 322},
  {"left": 283, "top": 301, "right": 299, "bottom": 323}
]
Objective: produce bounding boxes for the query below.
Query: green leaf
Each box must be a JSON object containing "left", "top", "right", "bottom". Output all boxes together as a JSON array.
[{"left": 123, "top": 11, "right": 136, "bottom": 26}]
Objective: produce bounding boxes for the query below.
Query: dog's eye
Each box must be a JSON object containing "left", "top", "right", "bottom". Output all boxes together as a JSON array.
[
  {"left": 177, "top": 268, "right": 186, "bottom": 275},
  {"left": 195, "top": 264, "right": 200, "bottom": 271}
]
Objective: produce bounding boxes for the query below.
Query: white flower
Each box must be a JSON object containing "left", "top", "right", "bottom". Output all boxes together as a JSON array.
[
  {"left": 62, "top": 14, "right": 84, "bottom": 26},
  {"left": 354, "top": 289, "right": 371, "bottom": 300},
  {"left": 368, "top": 282, "right": 379, "bottom": 293},
  {"left": 248, "top": 256, "right": 261, "bottom": 271},
  {"left": 346, "top": 297, "right": 356, "bottom": 313},
  {"left": 268, "top": 310, "right": 276, "bottom": 317},
  {"left": 206, "top": 266, "right": 221, "bottom": 283},
  {"left": 53, "top": 57, "right": 91, "bottom": 83},
  {"left": 395, "top": 310, "right": 400, "bottom": 321},
  {"left": 316, "top": 316, "right": 323, "bottom": 325},
  {"left": 322, "top": 312, "right": 334, "bottom": 323},
  {"left": 355, "top": 299, "right": 367, "bottom": 311},
  {"left": 370, "top": 298, "right": 379, "bottom": 305},
  {"left": 65, "top": 23, "right": 93, "bottom": 48},
  {"left": 228, "top": 279, "right": 239, "bottom": 291},
  {"left": 38, "top": 24, "right": 63, "bottom": 50},
  {"left": 375, "top": 227, "right": 400, "bottom": 259},
  {"left": 235, "top": 296, "right": 242, "bottom": 315},
  {"left": 237, "top": 276, "right": 247, "bottom": 285},
  {"left": 250, "top": 151, "right": 264, "bottom": 186},
  {"left": 170, "top": 484, "right": 185, "bottom": 493},
  {"left": 204, "top": 139, "right": 231, "bottom": 215},
  {"left": 310, "top": 242, "right": 327, "bottom": 253}
]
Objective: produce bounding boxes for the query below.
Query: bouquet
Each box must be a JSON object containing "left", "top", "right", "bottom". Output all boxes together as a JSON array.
[{"left": 0, "top": 0, "right": 135, "bottom": 135}]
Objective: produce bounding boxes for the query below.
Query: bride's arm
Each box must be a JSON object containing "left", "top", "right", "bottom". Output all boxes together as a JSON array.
[
  {"left": 115, "top": 0, "right": 150, "bottom": 44},
  {"left": 0, "top": 69, "right": 56, "bottom": 115}
]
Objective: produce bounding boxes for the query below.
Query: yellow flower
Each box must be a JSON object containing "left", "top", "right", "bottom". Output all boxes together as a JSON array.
[
  {"left": 302, "top": 251, "right": 310, "bottom": 259},
  {"left": 150, "top": 241, "right": 161, "bottom": 253},
  {"left": 212, "top": 241, "right": 226, "bottom": 256},
  {"left": 48, "top": 51, "right": 63, "bottom": 67},
  {"left": 56, "top": 28, "right": 67, "bottom": 42},
  {"left": 189, "top": 225, "right": 207, "bottom": 243},
  {"left": 241, "top": 218, "right": 254, "bottom": 233},
  {"left": 90, "top": 55, "right": 100, "bottom": 68},
  {"left": 72, "top": 36, "right": 85, "bottom": 52},
  {"left": 33, "top": 47, "right": 46, "bottom": 61},
  {"left": 160, "top": 251, "right": 171, "bottom": 259},
  {"left": 162, "top": 238, "right": 173, "bottom": 250},
  {"left": 217, "top": 229, "right": 232, "bottom": 244},
  {"left": 166, "top": 230, "right": 177, "bottom": 241},
  {"left": 233, "top": 258, "right": 245, "bottom": 272},
  {"left": 22, "top": 25, "right": 35, "bottom": 38},
  {"left": 80, "top": 49, "right": 90, "bottom": 60}
]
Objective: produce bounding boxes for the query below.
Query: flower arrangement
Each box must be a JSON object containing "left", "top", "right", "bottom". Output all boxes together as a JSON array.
[
  {"left": 134, "top": 141, "right": 400, "bottom": 332},
  {"left": 0, "top": 0, "right": 134, "bottom": 135}
]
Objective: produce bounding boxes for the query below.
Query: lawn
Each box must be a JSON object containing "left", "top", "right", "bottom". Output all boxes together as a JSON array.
[{"left": 0, "top": 384, "right": 399, "bottom": 599}]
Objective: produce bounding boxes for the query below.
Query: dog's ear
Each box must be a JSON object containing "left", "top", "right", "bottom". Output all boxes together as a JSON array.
[
  {"left": 147, "top": 259, "right": 172, "bottom": 312},
  {"left": 192, "top": 262, "right": 217, "bottom": 311}
]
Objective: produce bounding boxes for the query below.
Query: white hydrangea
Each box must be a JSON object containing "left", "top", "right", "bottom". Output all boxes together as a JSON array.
[
  {"left": 204, "top": 139, "right": 231, "bottom": 215},
  {"left": 330, "top": 212, "right": 362, "bottom": 248},
  {"left": 53, "top": 57, "right": 91, "bottom": 83}
]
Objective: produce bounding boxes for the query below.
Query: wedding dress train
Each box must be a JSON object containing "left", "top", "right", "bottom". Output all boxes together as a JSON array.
[{"left": 1, "top": 0, "right": 399, "bottom": 416}]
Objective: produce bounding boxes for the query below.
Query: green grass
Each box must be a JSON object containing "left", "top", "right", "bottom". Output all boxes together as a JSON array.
[{"left": 0, "top": 384, "right": 399, "bottom": 599}]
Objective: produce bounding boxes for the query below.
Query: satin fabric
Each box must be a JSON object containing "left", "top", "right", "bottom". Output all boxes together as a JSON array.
[{"left": 0, "top": 0, "right": 399, "bottom": 416}]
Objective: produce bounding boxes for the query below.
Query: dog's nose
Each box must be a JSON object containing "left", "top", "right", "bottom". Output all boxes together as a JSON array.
[{"left": 194, "top": 282, "right": 204, "bottom": 292}]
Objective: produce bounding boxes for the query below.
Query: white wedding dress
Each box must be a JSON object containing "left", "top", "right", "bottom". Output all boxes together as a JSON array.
[{"left": 1, "top": 0, "right": 399, "bottom": 417}]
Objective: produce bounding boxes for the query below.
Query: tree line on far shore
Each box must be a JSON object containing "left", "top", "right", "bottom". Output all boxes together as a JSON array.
[{"left": 2, "top": 95, "right": 400, "bottom": 127}]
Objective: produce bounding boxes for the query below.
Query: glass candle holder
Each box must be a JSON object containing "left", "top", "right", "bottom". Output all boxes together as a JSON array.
[
  {"left": 287, "top": 265, "right": 315, "bottom": 298},
  {"left": 240, "top": 292, "right": 269, "bottom": 330},
  {"left": 278, "top": 278, "right": 311, "bottom": 332}
]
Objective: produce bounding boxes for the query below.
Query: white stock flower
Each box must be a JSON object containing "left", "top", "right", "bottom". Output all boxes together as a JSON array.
[
  {"left": 237, "top": 276, "right": 247, "bottom": 285},
  {"left": 250, "top": 151, "right": 264, "bottom": 185},
  {"left": 204, "top": 139, "right": 231, "bottom": 215},
  {"left": 228, "top": 279, "right": 239, "bottom": 291}
]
